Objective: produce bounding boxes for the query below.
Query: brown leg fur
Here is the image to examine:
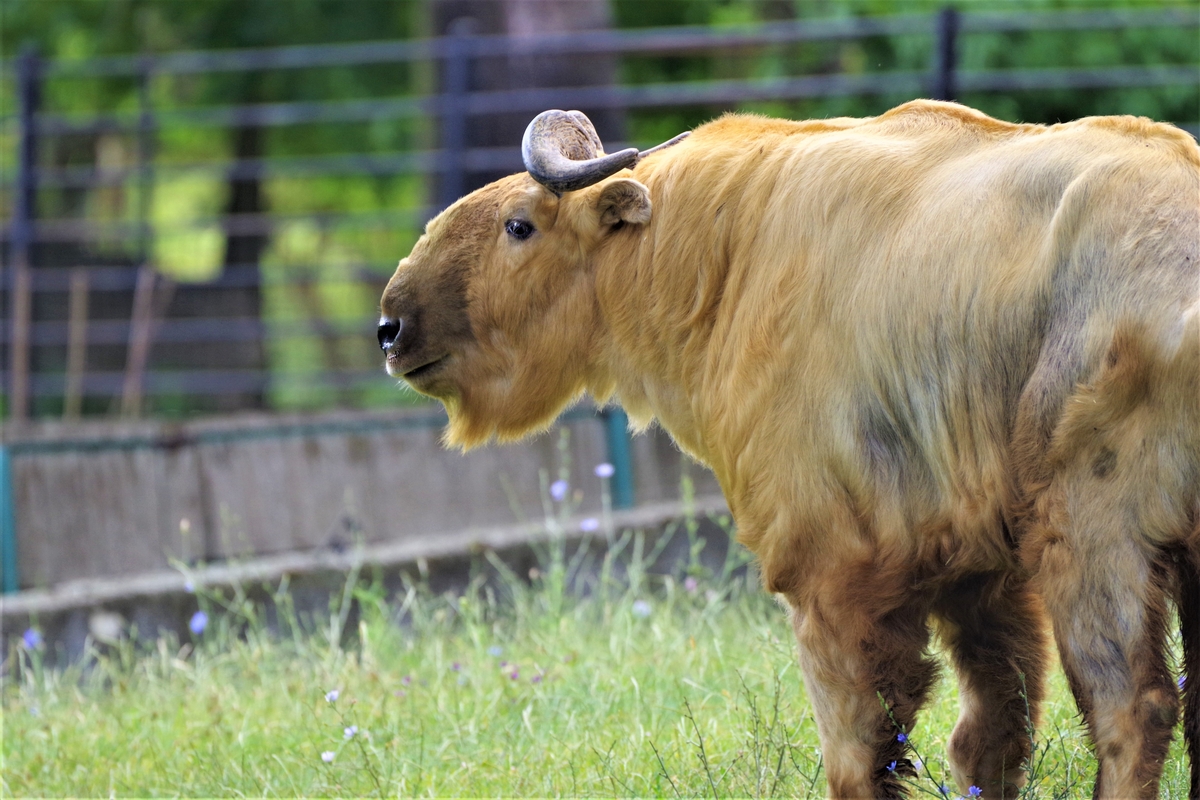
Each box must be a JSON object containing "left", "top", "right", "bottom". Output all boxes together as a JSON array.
[
  {"left": 934, "top": 574, "right": 1048, "bottom": 799},
  {"left": 1021, "top": 322, "right": 1197, "bottom": 798},
  {"left": 1032, "top": 531, "right": 1178, "bottom": 800},
  {"left": 790, "top": 563, "right": 936, "bottom": 799},
  {"left": 1178, "top": 537, "right": 1200, "bottom": 800}
]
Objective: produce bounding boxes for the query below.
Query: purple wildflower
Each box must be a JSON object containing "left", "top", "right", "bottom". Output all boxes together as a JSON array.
[
  {"left": 595, "top": 463, "right": 615, "bottom": 478},
  {"left": 886, "top": 761, "right": 897, "bottom": 772},
  {"left": 487, "top": 645, "right": 503, "bottom": 657},
  {"left": 189, "top": 610, "right": 208, "bottom": 635},
  {"left": 549, "top": 479, "right": 569, "bottom": 502},
  {"left": 897, "top": 732, "right": 907, "bottom": 743},
  {"left": 969, "top": 787, "right": 982, "bottom": 797},
  {"left": 580, "top": 517, "right": 600, "bottom": 532},
  {"left": 531, "top": 674, "right": 543, "bottom": 684},
  {"left": 22, "top": 628, "right": 42, "bottom": 649},
  {"left": 325, "top": 689, "right": 340, "bottom": 703},
  {"left": 1180, "top": 675, "right": 1187, "bottom": 690},
  {"left": 510, "top": 669, "right": 519, "bottom": 680},
  {"left": 684, "top": 576, "right": 698, "bottom": 593},
  {"left": 631, "top": 599, "right": 652, "bottom": 618},
  {"left": 402, "top": 675, "right": 412, "bottom": 685},
  {"left": 451, "top": 661, "right": 461, "bottom": 672},
  {"left": 321, "top": 751, "right": 335, "bottom": 763},
  {"left": 344, "top": 725, "right": 358, "bottom": 740}
]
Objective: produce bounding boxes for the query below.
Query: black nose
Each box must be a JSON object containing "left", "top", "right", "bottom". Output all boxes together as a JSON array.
[{"left": 378, "top": 316, "right": 402, "bottom": 351}]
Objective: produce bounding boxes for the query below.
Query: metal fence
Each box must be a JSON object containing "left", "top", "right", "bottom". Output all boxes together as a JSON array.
[{"left": 3, "top": 6, "right": 1197, "bottom": 421}]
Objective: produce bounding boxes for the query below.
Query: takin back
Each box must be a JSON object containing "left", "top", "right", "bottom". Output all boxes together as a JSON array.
[{"left": 378, "top": 100, "right": 1199, "bottom": 799}]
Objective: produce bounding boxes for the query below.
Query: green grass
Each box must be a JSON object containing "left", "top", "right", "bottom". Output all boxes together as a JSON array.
[{"left": 3, "top": 529, "right": 1191, "bottom": 798}]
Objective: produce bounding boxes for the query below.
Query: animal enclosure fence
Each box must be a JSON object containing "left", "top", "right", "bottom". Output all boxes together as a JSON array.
[{"left": 2, "top": 5, "right": 1196, "bottom": 422}]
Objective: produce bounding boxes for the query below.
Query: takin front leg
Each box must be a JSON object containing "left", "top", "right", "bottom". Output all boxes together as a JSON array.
[
  {"left": 790, "top": 581, "right": 936, "bottom": 799},
  {"left": 933, "top": 574, "right": 1049, "bottom": 799},
  {"left": 1030, "top": 529, "right": 1179, "bottom": 799}
]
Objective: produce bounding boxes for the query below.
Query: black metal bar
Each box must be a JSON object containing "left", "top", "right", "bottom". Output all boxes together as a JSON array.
[
  {"left": 933, "top": 7, "right": 958, "bottom": 101},
  {"left": 7, "top": 46, "right": 41, "bottom": 422},
  {"left": 11, "top": 50, "right": 40, "bottom": 258},
  {"left": 438, "top": 18, "right": 474, "bottom": 212},
  {"left": 0, "top": 153, "right": 483, "bottom": 194},
  {"left": 30, "top": 95, "right": 434, "bottom": 137},
  {"left": 4, "top": 207, "right": 427, "bottom": 244},
  {"left": 7, "top": 148, "right": 489, "bottom": 190},
  {"left": 13, "top": 263, "right": 391, "bottom": 293},
  {"left": 957, "top": 65, "right": 1200, "bottom": 93},
  {"left": 460, "top": 70, "right": 929, "bottom": 115},
  {"left": 18, "top": 15, "right": 934, "bottom": 78},
  {"left": 0, "top": 316, "right": 391, "bottom": 348},
  {"left": 960, "top": 7, "right": 1198, "bottom": 34},
  {"left": 11, "top": 104, "right": 1194, "bottom": 192},
  {"left": 29, "top": 72, "right": 925, "bottom": 137},
  {"left": 24, "top": 368, "right": 404, "bottom": 397},
  {"left": 137, "top": 60, "right": 156, "bottom": 266},
  {"left": 16, "top": 7, "right": 1194, "bottom": 78},
  {"left": 40, "top": 38, "right": 437, "bottom": 78},
  {"left": 29, "top": 57, "right": 1197, "bottom": 140}
]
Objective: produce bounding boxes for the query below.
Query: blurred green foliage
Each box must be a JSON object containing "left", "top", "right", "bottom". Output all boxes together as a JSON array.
[
  {"left": 615, "top": 0, "right": 1198, "bottom": 143},
  {"left": 1, "top": 0, "right": 1196, "bottom": 415}
]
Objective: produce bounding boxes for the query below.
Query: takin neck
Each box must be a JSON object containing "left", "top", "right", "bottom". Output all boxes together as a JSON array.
[{"left": 589, "top": 118, "right": 829, "bottom": 484}]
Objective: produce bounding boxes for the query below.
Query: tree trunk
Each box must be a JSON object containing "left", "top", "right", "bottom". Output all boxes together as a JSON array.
[
  {"left": 431, "top": 0, "right": 622, "bottom": 201},
  {"left": 146, "top": 122, "right": 269, "bottom": 414}
]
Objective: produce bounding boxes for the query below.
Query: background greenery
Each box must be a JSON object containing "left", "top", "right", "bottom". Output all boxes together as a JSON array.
[{"left": 1, "top": 0, "right": 1197, "bottom": 416}]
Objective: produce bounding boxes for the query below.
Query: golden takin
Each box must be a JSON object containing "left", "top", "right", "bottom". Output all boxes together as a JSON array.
[{"left": 378, "top": 100, "right": 1199, "bottom": 799}]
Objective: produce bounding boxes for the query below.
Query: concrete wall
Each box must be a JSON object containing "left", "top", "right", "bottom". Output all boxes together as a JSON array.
[{"left": 3, "top": 406, "right": 719, "bottom": 591}]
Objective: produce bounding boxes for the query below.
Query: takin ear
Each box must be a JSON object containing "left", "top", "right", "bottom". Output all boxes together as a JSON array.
[{"left": 596, "top": 178, "right": 651, "bottom": 229}]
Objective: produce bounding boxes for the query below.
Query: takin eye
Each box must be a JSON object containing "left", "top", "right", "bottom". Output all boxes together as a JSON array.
[{"left": 504, "top": 218, "right": 535, "bottom": 241}]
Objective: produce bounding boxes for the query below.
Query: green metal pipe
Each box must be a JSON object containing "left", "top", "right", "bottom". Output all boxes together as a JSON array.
[
  {"left": 603, "top": 408, "right": 636, "bottom": 510},
  {"left": 1, "top": 446, "right": 17, "bottom": 594}
]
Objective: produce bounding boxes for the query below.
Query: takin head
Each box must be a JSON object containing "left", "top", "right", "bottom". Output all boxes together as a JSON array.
[{"left": 378, "top": 110, "right": 687, "bottom": 449}]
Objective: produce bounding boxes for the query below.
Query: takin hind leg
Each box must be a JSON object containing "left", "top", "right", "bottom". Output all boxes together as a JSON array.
[
  {"left": 1022, "top": 321, "right": 1197, "bottom": 798},
  {"left": 1030, "top": 529, "right": 1178, "bottom": 799},
  {"left": 789, "top": 571, "right": 937, "bottom": 800},
  {"left": 1177, "top": 531, "right": 1200, "bottom": 800},
  {"left": 933, "top": 574, "right": 1048, "bottom": 800}
]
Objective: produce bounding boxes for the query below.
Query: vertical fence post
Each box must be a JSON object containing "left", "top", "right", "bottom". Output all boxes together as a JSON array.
[
  {"left": 602, "top": 408, "right": 635, "bottom": 510},
  {"left": 438, "top": 18, "right": 475, "bottom": 211},
  {"left": 8, "top": 46, "right": 41, "bottom": 422},
  {"left": 136, "top": 58, "right": 156, "bottom": 268},
  {"left": 63, "top": 269, "right": 89, "bottom": 419},
  {"left": 121, "top": 266, "right": 157, "bottom": 417},
  {"left": 933, "top": 6, "right": 959, "bottom": 102},
  {"left": 121, "top": 59, "right": 157, "bottom": 417},
  {"left": 0, "top": 446, "right": 17, "bottom": 594}
]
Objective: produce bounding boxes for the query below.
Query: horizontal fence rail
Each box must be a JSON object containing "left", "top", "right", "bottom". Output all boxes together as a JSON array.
[
  {"left": 17, "top": 62, "right": 1196, "bottom": 141},
  {"left": 9, "top": 7, "right": 1196, "bottom": 80},
  {"left": 2, "top": 6, "right": 1197, "bottom": 420}
]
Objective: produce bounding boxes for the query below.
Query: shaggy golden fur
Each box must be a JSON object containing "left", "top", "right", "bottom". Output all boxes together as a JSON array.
[{"left": 380, "top": 100, "right": 1200, "bottom": 799}]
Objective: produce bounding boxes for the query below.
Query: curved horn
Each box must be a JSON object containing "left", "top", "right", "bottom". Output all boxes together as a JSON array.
[{"left": 521, "top": 109, "right": 689, "bottom": 195}]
